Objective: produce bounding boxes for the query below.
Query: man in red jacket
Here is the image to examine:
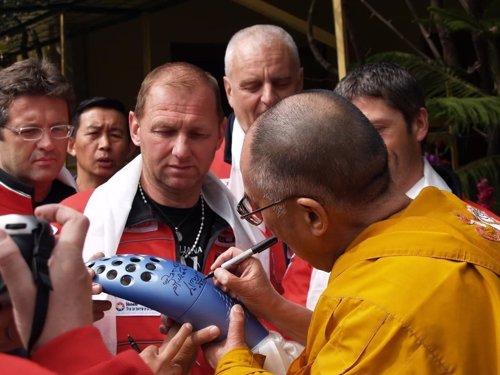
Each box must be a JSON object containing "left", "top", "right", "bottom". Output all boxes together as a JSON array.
[
  {"left": 62, "top": 62, "right": 273, "bottom": 375},
  {"left": 0, "top": 59, "right": 77, "bottom": 216},
  {"left": 0, "top": 204, "right": 219, "bottom": 375}
]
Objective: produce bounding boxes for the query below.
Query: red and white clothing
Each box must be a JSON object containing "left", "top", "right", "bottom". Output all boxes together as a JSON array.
[
  {"left": 62, "top": 155, "right": 280, "bottom": 374},
  {"left": 3, "top": 326, "right": 152, "bottom": 375},
  {"left": 0, "top": 167, "right": 76, "bottom": 215}
]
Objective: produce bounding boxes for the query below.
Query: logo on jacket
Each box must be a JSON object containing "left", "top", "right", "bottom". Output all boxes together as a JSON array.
[
  {"left": 215, "top": 229, "right": 235, "bottom": 247},
  {"left": 116, "top": 301, "right": 125, "bottom": 312},
  {"left": 456, "top": 205, "right": 500, "bottom": 242}
]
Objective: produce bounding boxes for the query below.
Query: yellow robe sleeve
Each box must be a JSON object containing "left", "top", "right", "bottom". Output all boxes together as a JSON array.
[{"left": 215, "top": 347, "right": 269, "bottom": 375}]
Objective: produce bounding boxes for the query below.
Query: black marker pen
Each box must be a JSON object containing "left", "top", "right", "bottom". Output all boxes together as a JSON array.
[
  {"left": 128, "top": 334, "right": 141, "bottom": 353},
  {"left": 205, "top": 236, "right": 277, "bottom": 279}
]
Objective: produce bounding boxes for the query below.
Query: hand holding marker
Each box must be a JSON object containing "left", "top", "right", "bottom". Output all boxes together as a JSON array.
[{"left": 205, "top": 236, "right": 277, "bottom": 279}]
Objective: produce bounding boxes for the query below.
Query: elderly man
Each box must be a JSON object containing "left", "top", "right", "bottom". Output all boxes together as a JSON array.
[
  {"left": 68, "top": 96, "right": 135, "bottom": 191},
  {"left": 206, "top": 90, "right": 500, "bottom": 374},
  {"left": 212, "top": 24, "right": 303, "bottom": 196},
  {"left": 62, "top": 62, "right": 268, "bottom": 375},
  {"left": 0, "top": 59, "right": 77, "bottom": 215},
  {"left": 211, "top": 24, "right": 304, "bottom": 290}
]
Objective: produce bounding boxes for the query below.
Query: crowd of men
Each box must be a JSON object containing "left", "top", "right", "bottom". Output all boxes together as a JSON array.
[{"left": 0, "top": 23, "right": 498, "bottom": 375}]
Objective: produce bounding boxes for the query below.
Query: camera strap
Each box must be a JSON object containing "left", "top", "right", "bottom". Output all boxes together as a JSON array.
[
  {"left": 27, "top": 229, "right": 53, "bottom": 354},
  {"left": 27, "top": 284, "right": 50, "bottom": 353}
]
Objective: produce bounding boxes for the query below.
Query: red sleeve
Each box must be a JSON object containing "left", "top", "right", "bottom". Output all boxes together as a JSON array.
[
  {"left": 267, "top": 232, "right": 287, "bottom": 294},
  {"left": 60, "top": 189, "right": 94, "bottom": 213},
  {"left": 32, "top": 326, "right": 153, "bottom": 375},
  {"left": 2, "top": 353, "right": 56, "bottom": 375},
  {"left": 210, "top": 138, "right": 231, "bottom": 179},
  {"left": 281, "top": 255, "right": 313, "bottom": 307}
]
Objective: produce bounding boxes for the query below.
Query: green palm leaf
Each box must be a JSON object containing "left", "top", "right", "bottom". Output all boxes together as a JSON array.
[
  {"left": 367, "top": 52, "right": 485, "bottom": 98},
  {"left": 427, "top": 96, "right": 500, "bottom": 133},
  {"left": 456, "top": 155, "right": 500, "bottom": 200}
]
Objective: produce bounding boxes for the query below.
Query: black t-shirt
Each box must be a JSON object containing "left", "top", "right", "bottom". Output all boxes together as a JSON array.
[
  {"left": 127, "top": 187, "right": 228, "bottom": 272},
  {"left": 153, "top": 197, "right": 215, "bottom": 270}
]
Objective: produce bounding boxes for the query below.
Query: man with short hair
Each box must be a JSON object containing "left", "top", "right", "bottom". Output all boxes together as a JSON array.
[
  {"left": 206, "top": 90, "right": 500, "bottom": 374},
  {"left": 212, "top": 24, "right": 304, "bottom": 198},
  {"left": 334, "top": 62, "right": 451, "bottom": 198},
  {"left": 68, "top": 96, "right": 135, "bottom": 191},
  {"left": 0, "top": 58, "right": 77, "bottom": 213},
  {"left": 211, "top": 24, "right": 304, "bottom": 292},
  {"left": 62, "top": 62, "right": 268, "bottom": 375},
  {"left": 0, "top": 58, "right": 78, "bottom": 355}
]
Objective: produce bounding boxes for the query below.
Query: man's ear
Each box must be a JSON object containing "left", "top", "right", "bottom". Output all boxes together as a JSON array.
[
  {"left": 295, "top": 197, "right": 329, "bottom": 237},
  {"left": 413, "top": 107, "right": 429, "bottom": 142},
  {"left": 67, "top": 137, "right": 76, "bottom": 157},
  {"left": 129, "top": 111, "right": 141, "bottom": 147}
]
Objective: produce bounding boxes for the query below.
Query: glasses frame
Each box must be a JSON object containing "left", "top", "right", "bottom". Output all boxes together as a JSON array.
[
  {"left": 237, "top": 194, "right": 292, "bottom": 226},
  {"left": 3, "top": 124, "right": 74, "bottom": 141}
]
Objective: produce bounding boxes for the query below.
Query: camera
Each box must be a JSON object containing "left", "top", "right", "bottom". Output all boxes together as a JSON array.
[{"left": 0, "top": 214, "right": 55, "bottom": 304}]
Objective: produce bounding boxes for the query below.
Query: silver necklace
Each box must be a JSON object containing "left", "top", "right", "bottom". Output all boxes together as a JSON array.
[{"left": 138, "top": 182, "right": 205, "bottom": 257}]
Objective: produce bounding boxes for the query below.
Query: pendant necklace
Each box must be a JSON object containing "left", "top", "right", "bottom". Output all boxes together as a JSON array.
[{"left": 138, "top": 182, "right": 205, "bottom": 257}]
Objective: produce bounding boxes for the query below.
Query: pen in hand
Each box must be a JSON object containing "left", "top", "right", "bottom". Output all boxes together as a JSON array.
[
  {"left": 128, "top": 334, "right": 141, "bottom": 353},
  {"left": 205, "top": 236, "right": 277, "bottom": 279}
]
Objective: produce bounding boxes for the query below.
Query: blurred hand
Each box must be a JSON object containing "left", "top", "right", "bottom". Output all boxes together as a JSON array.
[
  {"left": 86, "top": 252, "right": 112, "bottom": 321},
  {"left": 0, "top": 306, "right": 21, "bottom": 352},
  {"left": 0, "top": 204, "right": 92, "bottom": 351},
  {"left": 92, "top": 300, "right": 112, "bottom": 322},
  {"left": 142, "top": 322, "right": 220, "bottom": 375}
]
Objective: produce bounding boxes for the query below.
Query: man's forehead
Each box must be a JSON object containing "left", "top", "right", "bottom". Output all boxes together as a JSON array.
[
  {"left": 147, "top": 84, "right": 214, "bottom": 107},
  {"left": 232, "top": 41, "right": 296, "bottom": 67},
  {"left": 81, "top": 107, "right": 126, "bottom": 121},
  {"left": 8, "top": 95, "right": 69, "bottom": 120}
]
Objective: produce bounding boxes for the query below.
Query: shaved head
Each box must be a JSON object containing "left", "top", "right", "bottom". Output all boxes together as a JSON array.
[{"left": 243, "top": 90, "right": 390, "bottom": 210}]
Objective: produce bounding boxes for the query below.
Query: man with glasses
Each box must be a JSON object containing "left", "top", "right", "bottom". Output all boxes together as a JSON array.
[
  {"left": 0, "top": 58, "right": 77, "bottom": 215},
  {"left": 205, "top": 90, "right": 500, "bottom": 374},
  {"left": 0, "top": 58, "right": 77, "bottom": 355},
  {"left": 237, "top": 194, "right": 296, "bottom": 226}
]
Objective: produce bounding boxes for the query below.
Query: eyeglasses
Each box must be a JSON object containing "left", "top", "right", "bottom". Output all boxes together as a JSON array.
[
  {"left": 237, "top": 193, "right": 292, "bottom": 226},
  {"left": 3, "top": 125, "right": 74, "bottom": 141}
]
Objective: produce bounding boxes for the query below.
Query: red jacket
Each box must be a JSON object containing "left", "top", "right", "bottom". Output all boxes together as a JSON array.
[
  {"left": 2, "top": 326, "right": 152, "bottom": 375},
  {"left": 0, "top": 168, "right": 76, "bottom": 215},
  {"left": 62, "top": 188, "right": 259, "bottom": 375}
]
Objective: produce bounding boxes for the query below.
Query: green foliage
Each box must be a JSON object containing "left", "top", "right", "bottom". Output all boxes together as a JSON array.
[
  {"left": 456, "top": 155, "right": 500, "bottom": 200},
  {"left": 429, "top": 6, "right": 485, "bottom": 33},
  {"left": 367, "top": 52, "right": 485, "bottom": 97},
  {"left": 427, "top": 96, "right": 500, "bottom": 133},
  {"left": 351, "top": 0, "right": 500, "bottom": 211},
  {"left": 367, "top": 50, "right": 500, "bottom": 209}
]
